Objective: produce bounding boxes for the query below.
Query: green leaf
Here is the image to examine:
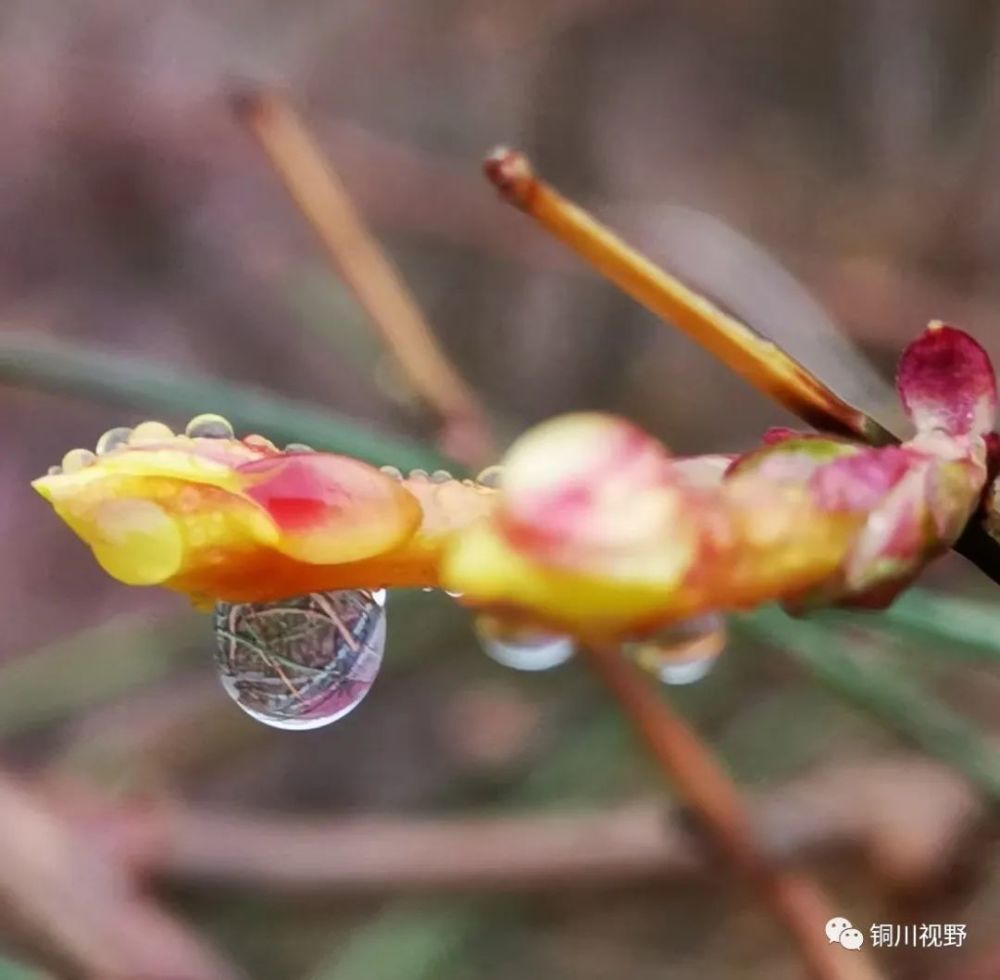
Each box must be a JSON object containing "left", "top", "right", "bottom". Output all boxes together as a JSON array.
[
  {"left": 736, "top": 606, "right": 1000, "bottom": 799},
  {"left": 0, "top": 333, "right": 450, "bottom": 471}
]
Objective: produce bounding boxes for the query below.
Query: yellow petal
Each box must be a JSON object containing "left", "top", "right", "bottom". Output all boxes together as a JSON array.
[{"left": 88, "top": 498, "right": 184, "bottom": 585}]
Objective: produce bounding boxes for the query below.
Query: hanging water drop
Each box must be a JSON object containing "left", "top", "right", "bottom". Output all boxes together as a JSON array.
[
  {"left": 626, "top": 614, "right": 725, "bottom": 686},
  {"left": 213, "top": 589, "right": 385, "bottom": 730},
  {"left": 476, "top": 616, "right": 575, "bottom": 671}
]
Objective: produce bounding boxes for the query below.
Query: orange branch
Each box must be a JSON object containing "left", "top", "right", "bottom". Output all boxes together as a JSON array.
[
  {"left": 582, "top": 644, "right": 884, "bottom": 980},
  {"left": 483, "top": 148, "right": 894, "bottom": 446},
  {"left": 232, "top": 88, "right": 494, "bottom": 466}
]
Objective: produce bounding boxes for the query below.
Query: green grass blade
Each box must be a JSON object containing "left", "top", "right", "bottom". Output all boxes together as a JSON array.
[
  {"left": 309, "top": 902, "right": 483, "bottom": 980},
  {"left": 0, "top": 333, "right": 449, "bottom": 470},
  {"left": 866, "top": 588, "right": 1000, "bottom": 660},
  {"left": 736, "top": 606, "right": 1000, "bottom": 799}
]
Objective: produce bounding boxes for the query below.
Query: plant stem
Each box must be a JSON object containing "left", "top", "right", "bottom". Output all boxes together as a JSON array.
[
  {"left": 233, "top": 88, "right": 494, "bottom": 467},
  {"left": 482, "top": 146, "right": 1000, "bottom": 588},
  {"left": 581, "top": 644, "right": 884, "bottom": 980},
  {"left": 483, "top": 147, "right": 894, "bottom": 445}
]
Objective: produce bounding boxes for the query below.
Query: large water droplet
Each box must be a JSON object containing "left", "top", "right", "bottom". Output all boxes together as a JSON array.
[
  {"left": 213, "top": 589, "right": 385, "bottom": 730},
  {"left": 626, "top": 614, "right": 725, "bottom": 685},
  {"left": 476, "top": 616, "right": 575, "bottom": 671}
]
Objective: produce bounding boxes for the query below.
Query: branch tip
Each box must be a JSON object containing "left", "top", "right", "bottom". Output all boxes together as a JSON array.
[
  {"left": 483, "top": 146, "right": 536, "bottom": 209},
  {"left": 226, "top": 83, "right": 270, "bottom": 123}
]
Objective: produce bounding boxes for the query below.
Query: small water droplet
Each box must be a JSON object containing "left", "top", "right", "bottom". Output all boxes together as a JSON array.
[
  {"left": 130, "top": 421, "right": 175, "bottom": 445},
  {"left": 213, "top": 589, "right": 385, "bottom": 730},
  {"left": 431, "top": 469, "right": 452, "bottom": 483},
  {"left": 61, "top": 448, "right": 96, "bottom": 473},
  {"left": 409, "top": 469, "right": 429, "bottom": 481},
  {"left": 244, "top": 434, "right": 278, "bottom": 453},
  {"left": 284, "top": 442, "right": 314, "bottom": 453},
  {"left": 626, "top": 614, "right": 725, "bottom": 686},
  {"left": 476, "top": 465, "right": 503, "bottom": 489},
  {"left": 96, "top": 426, "right": 132, "bottom": 454},
  {"left": 380, "top": 465, "right": 404, "bottom": 481},
  {"left": 476, "top": 616, "right": 575, "bottom": 671},
  {"left": 421, "top": 587, "right": 435, "bottom": 593},
  {"left": 47, "top": 465, "right": 63, "bottom": 476},
  {"left": 186, "top": 414, "right": 234, "bottom": 439},
  {"left": 445, "top": 590, "right": 464, "bottom": 599}
]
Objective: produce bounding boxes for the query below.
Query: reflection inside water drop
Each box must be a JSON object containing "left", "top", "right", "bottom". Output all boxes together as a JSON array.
[
  {"left": 476, "top": 616, "right": 575, "bottom": 671},
  {"left": 626, "top": 613, "right": 725, "bottom": 686},
  {"left": 213, "top": 589, "right": 385, "bottom": 730}
]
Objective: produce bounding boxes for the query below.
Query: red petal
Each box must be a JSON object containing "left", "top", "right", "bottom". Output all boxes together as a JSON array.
[
  {"left": 236, "top": 453, "right": 422, "bottom": 563},
  {"left": 897, "top": 323, "right": 996, "bottom": 437}
]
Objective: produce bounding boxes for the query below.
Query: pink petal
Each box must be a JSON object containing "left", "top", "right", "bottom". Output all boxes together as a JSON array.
[{"left": 897, "top": 322, "right": 996, "bottom": 437}]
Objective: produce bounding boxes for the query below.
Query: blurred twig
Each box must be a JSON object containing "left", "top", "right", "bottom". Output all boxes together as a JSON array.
[
  {"left": 581, "top": 644, "right": 883, "bottom": 980},
  {"left": 0, "top": 332, "right": 448, "bottom": 470},
  {"left": 232, "top": 88, "right": 494, "bottom": 467},
  {"left": 483, "top": 147, "right": 894, "bottom": 445},
  {"left": 0, "top": 772, "right": 235, "bottom": 979},
  {"left": 103, "top": 755, "right": 978, "bottom": 895},
  {"left": 126, "top": 800, "right": 701, "bottom": 891}
]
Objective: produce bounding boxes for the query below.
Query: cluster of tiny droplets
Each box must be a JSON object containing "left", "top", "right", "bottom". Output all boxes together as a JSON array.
[{"left": 45, "top": 413, "right": 319, "bottom": 476}]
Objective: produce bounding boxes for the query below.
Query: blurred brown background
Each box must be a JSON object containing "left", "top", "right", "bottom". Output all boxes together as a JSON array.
[{"left": 2, "top": 2, "right": 1000, "bottom": 978}]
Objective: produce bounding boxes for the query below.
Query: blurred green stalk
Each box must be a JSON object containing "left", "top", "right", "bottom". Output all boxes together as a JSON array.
[
  {"left": 737, "top": 606, "right": 1000, "bottom": 800},
  {"left": 0, "top": 333, "right": 450, "bottom": 470}
]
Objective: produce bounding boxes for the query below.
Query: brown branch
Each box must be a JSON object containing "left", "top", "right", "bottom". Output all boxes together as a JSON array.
[
  {"left": 581, "top": 644, "right": 884, "bottom": 980},
  {"left": 483, "top": 147, "right": 894, "bottom": 446},
  {"left": 0, "top": 772, "right": 234, "bottom": 979},
  {"left": 104, "top": 756, "right": 977, "bottom": 898},
  {"left": 123, "top": 801, "right": 700, "bottom": 892},
  {"left": 231, "top": 88, "right": 494, "bottom": 467}
]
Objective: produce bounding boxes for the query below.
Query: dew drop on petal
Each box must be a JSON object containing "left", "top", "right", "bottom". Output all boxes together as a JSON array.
[
  {"left": 409, "top": 469, "right": 429, "bottom": 481},
  {"left": 380, "top": 465, "right": 404, "bottom": 481},
  {"left": 186, "top": 414, "right": 235, "bottom": 439},
  {"left": 626, "top": 613, "right": 726, "bottom": 686},
  {"left": 130, "top": 421, "right": 175, "bottom": 445},
  {"left": 475, "top": 465, "right": 504, "bottom": 489},
  {"left": 431, "top": 469, "right": 453, "bottom": 483},
  {"left": 284, "top": 442, "right": 314, "bottom": 453},
  {"left": 476, "top": 616, "right": 575, "bottom": 671},
  {"left": 96, "top": 426, "right": 133, "bottom": 455},
  {"left": 444, "top": 590, "right": 464, "bottom": 599},
  {"left": 213, "top": 589, "right": 385, "bottom": 730},
  {"left": 61, "top": 448, "right": 96, "bottom": 472}
]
